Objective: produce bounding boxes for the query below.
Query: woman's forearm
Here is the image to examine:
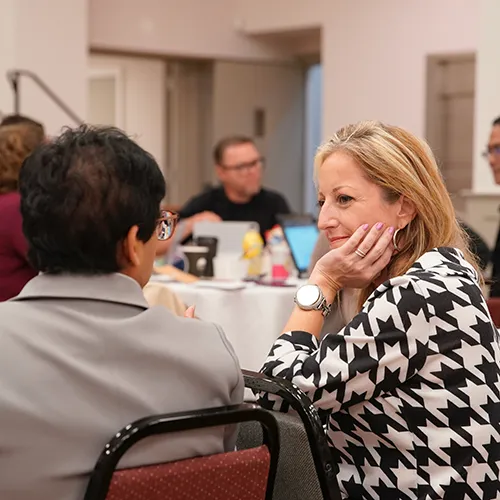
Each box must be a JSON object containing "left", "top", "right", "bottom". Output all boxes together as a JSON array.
[
  {"left": 281, "top": 306, "right": 327, "bottom": 339},
  {"left": 282, "top": 274, "right": 340, "bottom": 339}
]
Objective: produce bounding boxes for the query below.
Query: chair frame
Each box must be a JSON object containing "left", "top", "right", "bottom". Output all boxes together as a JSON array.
[
  {"left": 84, "top": 402, "right": 279, "bottom": 500},
  {"left": 243, "top": 369, "right": 342, "bottom": 500}
]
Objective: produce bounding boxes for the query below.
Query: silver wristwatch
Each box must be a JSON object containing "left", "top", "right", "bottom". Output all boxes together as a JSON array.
[{"left": 294, "top": 284, "right": 332, "bottom": 317}]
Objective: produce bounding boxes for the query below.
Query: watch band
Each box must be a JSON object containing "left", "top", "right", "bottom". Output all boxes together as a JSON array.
[
  {"left": 318, "top": 298, "right": 332, "bottom": 318},
  {"left": 294, "top": 284, "right": 332, "bottom": 318}
]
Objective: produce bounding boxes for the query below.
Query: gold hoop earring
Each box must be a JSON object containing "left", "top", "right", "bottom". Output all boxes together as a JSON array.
[{"left": 392, "top": 228, "right": 401, "bottom": 251}]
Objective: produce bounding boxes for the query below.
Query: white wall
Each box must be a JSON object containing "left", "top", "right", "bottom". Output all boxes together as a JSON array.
[
  {"left": 89, "top": 0, "right": 291, "bottom": 62},
  {"left": 235, "top": 0, "right": 322, "bottom": 33},
  {"left": 322, "top": 0, "right": 478, "bottom": 138},
  {"left": 0, "top": 0, "right": 16, "bottom": 118},
  {"left": 239, "top": 0, "right": 478, "bottom": 139},
  {"left": 88, "top": 54, "right": 166, "bottom": 171},
  {"left": 0, "top": 0, "right": 88, "bottom": 136}
]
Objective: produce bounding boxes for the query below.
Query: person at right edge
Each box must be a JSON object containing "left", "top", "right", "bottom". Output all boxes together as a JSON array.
[{"left": 485, "top": 116, "right": 500, "bottom": 296}]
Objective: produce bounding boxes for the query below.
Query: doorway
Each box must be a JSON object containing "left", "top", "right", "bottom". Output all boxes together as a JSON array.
[{"left": 425, "top": 53, "right": 475, "bottom": 214}]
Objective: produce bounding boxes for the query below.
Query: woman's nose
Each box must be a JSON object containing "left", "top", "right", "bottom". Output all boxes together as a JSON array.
[{"left": 317, "top": 205, "right": 339, "bottom": 231}]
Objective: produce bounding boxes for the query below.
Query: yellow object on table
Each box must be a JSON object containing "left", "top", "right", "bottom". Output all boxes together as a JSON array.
[{"left": 242, "top": 227, "right": 264, "bottom": 278}]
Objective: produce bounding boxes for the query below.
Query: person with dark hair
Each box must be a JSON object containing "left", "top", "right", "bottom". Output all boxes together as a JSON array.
[
  {"left": 177, "top": 135, "right": 291, "bottom": 242},
  {"left": 486, "top": 116, "right": 500, "bottom": 296},
  {"left": 0, "top": 123, "right": 45, "bottom": 301},
  {"left": 0, "top": 125, "right": 243, "bottom": 500}
]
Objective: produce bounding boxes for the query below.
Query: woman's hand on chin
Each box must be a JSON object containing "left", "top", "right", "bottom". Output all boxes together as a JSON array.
[{"left": 310, "top": 222, "right": 394, "bottom": 291}]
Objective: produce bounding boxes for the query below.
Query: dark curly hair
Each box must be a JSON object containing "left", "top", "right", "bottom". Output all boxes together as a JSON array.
[
  {"left": 0, "top": 124, "right": 44, "bottom": 194},
  {"left": 19, "top": 125, "right": 166, "bottom": 274}
]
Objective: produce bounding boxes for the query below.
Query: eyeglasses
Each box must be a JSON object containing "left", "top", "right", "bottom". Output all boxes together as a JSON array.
[
  {"left": 220, "top": 157, "right": 265, "bottom": 173},
  {"left": 156, "top": 210, "right": 179, "bottom": 241},
  {"left": 482, "top": 145, "right": 500, "bottom": 158}
]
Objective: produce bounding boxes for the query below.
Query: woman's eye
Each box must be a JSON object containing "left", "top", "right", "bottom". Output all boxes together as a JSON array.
[
  {"left": 317, "top": 199, "right": 325, "bottom": 208},
  {"left": 337, "top": 195, "right": 353, "bottom": 205}
]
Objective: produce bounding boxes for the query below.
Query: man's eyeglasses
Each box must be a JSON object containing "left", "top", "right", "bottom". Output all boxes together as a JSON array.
[
  {"left": 482, "top": 145, "right": 500, "bottom": 158},
  {"left": 156, "top": 210, "right": 179, "bottom": 241},
  {"left": 220, "top": 157, "right": 265, "bottom": 173}
]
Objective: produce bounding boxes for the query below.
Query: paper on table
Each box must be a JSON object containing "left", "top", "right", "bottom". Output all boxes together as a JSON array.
[{"left": 193, "top": 280, "right": 250, "bottom": 291}]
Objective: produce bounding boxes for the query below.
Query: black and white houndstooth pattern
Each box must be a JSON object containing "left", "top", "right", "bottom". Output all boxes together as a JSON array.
[{"left": 260, "top": 248, "right": 500, "bottom": 499}]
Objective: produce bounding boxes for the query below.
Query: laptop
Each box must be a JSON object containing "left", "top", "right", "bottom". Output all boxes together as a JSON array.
[
  {"left": 193, "top": 220, "right": 259, "bottom": 254},
  {"left": 280, "top": 216, "right": 319, "bottom": 277}
]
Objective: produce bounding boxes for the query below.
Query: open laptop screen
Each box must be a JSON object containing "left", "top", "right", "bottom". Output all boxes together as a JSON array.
[{"left": 282, "top": 223, "right": 319, "bottom": 275}]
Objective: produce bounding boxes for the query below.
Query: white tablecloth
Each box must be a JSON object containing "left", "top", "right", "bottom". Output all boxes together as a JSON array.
[{"left": 154, "top": 279, "right": 299, "bottom": 371}]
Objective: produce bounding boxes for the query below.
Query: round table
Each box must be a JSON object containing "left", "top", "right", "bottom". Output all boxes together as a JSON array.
[{"left": 152, "top": 278, "right": 300, "bottom": 371}]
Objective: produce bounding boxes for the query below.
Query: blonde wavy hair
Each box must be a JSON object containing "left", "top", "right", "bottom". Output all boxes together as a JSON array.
[
  {"left": 314, "top": 121, "right": 481, "bottom": 309},
  {"left": 0, "top": 123, "right": 44, "bottom": 194}
]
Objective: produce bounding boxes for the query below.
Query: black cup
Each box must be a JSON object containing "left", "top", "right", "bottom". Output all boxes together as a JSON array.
[
  {"left": 194, "top": 237, "right": 218, "bottom": 277},
  {"left": 181, "top": 246, "right": 210, "bottom": 278}
]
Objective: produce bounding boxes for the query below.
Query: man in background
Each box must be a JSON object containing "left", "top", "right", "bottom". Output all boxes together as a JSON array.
[
  {"left": 179, "top": 135, "right": 291, "bottom": 242},
  {"left": 486, "top": 116, "right": 500, "bottom": 297}
]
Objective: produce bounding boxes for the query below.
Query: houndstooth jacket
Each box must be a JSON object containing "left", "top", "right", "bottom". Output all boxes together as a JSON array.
[{"left": 260, "top": 248, "right": 500, "bottom": 499}]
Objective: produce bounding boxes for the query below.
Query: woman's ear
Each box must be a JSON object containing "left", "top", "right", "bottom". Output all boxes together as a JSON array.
[
  {"left": 397, "top": 196, "right": 416, "bottom": 228},
  {"left": 121, "top": 225, "right": 142, "bottom": 267}
]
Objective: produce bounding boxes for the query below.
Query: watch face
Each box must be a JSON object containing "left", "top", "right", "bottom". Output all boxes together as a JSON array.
[{"left": 296, "top": 284, "right": 321, "bottom": 307}]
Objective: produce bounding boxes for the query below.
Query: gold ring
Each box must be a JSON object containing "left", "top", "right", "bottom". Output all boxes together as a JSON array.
[{"left": 355, "top": 248, "right": 366, "bottom": 258}]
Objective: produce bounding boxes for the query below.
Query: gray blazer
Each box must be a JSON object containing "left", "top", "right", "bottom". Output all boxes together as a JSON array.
[{"left": 0, "top": 273, "right": 243, "bottom": 500}]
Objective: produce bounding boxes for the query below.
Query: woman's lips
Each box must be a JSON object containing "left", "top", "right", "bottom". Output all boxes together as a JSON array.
[{"left": 328, "top": 236, "right": 349, "bottom": 245}]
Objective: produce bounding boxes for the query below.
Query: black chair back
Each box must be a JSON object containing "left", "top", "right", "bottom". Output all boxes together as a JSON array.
[
  {"left": 242, "top": 370, "right": 341, "bottom": 500},
  {"left": 84, "top": 403, "right": 279, "bottom": 500}
]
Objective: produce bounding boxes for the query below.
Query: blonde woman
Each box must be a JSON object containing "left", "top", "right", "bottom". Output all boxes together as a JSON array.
[{"left": 260, "top": 121, "right": 500, "bottom": 498}]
